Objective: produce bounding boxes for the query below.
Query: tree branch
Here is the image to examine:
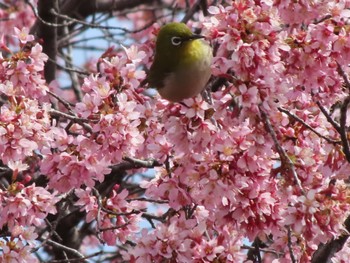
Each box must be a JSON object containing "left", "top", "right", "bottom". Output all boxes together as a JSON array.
[
  {"left": 49, "top": 109, "right": 94, "bottom": 133},
  {"left": 316, "top": 101, "right": 341, "bottom": 133},
  {"left": 46, "top": 251, "right": 103, "bottom": 263},
  {"left": 77, "top": 0, "right": 157, "bottom": 15},
  {"left": 260, "top": 106, "right": 305, "bottom": 195},
  {"left": 278, "top": 107, "right": 340, "bottom": 144},
  {"left": 312, "top": 216, "right": 350, "bottom": 263},
  {"left": 181, "top": 0, "right": 208, "bottom": 23},
  {"left": 44, "top": 239, "right": 86, "bottom": 262},
  {"left": 287, "top": 226, "right": 296, "bottom": 263},
  {"left": 337, "top": 63, "right": 350, "bottom": 163},
  {"left": 339, "top": 95, "right": 350, "bottom": 163}
]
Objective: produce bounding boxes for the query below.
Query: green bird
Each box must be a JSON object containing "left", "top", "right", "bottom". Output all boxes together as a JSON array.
[{"left": 148, "top": 22, "right": 213, "bottom": 102}]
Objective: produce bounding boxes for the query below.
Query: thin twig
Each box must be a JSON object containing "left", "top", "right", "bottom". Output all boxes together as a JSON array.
[
  {"left": 313, "top": 14, "right": 332, "bottom": 24},
  {"left": 49, "top": 109, "right": 93, "bottom": 133},
  {"left": 25, "top": 0, "right": 73, "bottom": 27},
  {"left": 32, "top": 217, "right": 61, "bottom": 253},
  {"left": 278, "top": 107, "right": 340, "bottom": 144},
  {"left": 91, "top": 188, "right": 105, "bottom": 244},
  {"left": 43, "top": 239, "right": 86, "bottom": 261},
  {"left": 62, "top": 26, "right": 83, "bottom": 101},
  {"left": 49, "top": 109, "right": 90, "bottom": 122},
  {"left": 142, "top": 212, "right": 167, "bottom": 227},
  {"left": 142, "top": 208, "right": 176, "bottom": 228},
  {"left": 126, "top": 197, "right": 168, "bottom": 204},
  {"left": 47, "top": 90, "right": 74, "bottom": 113},
  {"left": 316, "top": 101, "right": 341, "bottom": 132},
  {"left": 50, "top": 8, "right": 150, "bottom": 33},
  {"left": 99, "top": 222, "right": 130, "bottom": 232},
  {"left": 102, "top": 207, "right": 141, "bottom": 217},
  {"left": 47, "top": 57, "right": 89, "bottom": 75},
  {"left": 46, "top": 251, "right": 103, "bottom": 263},
  {"left": 242, "top": 245, "right": 284, "bottom": 257},
  {"left": 92, "top": 188, "right": 142, "bottom": 217}
]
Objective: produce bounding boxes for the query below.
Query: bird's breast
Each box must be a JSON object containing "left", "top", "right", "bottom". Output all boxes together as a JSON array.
[{"left": 158, "top": 40, "right": 212, "bottom": 102}]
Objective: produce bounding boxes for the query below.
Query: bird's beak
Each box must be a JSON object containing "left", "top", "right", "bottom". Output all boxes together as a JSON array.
[
  {"left": 183, "top": 34, "right": 205, "bottom": 41},
  {"left": 191, "top": 34, "right": 205, "bottom": 40}
]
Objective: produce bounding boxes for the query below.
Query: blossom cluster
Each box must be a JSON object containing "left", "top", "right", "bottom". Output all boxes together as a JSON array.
[
  {"left": 0, "top": 27, "right": 50, "bottom": 168},
  {"left": 0, "top": 183, "right": 59, "bottom": 262},
  {"left": 0, "top": 17, "right": 59, "bottom": 261},
  {"left": 124, "top": 208, "right": 245, "bottom": 262},
  {"left": 75, "top": 187, "right": 142, "bottom": 246}
]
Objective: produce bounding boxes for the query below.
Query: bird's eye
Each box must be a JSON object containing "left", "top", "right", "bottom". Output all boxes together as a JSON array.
[{"left": 171, "top": 36, "right": 182, "bottom": 46}]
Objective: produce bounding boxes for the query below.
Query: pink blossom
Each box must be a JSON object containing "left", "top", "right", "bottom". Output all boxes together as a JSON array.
[
  {"left": 13, "top": 27, "right": 34, "bottom": 44},
  {"left": 0, "top": 98, "right": 51, "bottom": 164},
  {"left": 122, "top": 45, "right": 147, "bottom": 64},
  {"left": 0, "top": 184, "right": 59, "bottom": 231}
]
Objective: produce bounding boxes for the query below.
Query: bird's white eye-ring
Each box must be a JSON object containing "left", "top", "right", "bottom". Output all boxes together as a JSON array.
[{"left": 171, "top": 36, "right": 182, "bottom": 46}]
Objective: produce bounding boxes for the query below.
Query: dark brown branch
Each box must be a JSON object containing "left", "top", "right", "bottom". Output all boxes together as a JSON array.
[
  {"left": 242, "top": 245, "right": 284, "bottom": 257},
  {"left": 207, "top": 76, "right": 229, "bottom": 92},
  {"left": 339, "top": 96, "right": 350, "bottom": 163},
  {"left": 312, "top": 216, "right": 350, "bottom": 263},
  {"left": 318, "top": 64, "right": 350, "bottom": 159},
  {"left": 142, "top": 209, "right": 176, "bottom": 228},
  {"left": 29, "top": 0, "right": 59, "bottom": 83},
  {"left": 337, "top": 62, "right": 350, "bottom": 89},
  {"left": 108, "top": 159, "right": 161, "bottom": 174},
  {"left": 313, "top": 14, "right": 332, "bottom": 24},
  {"left": 337, "top": 63, "right": 350, "bottom": 163},
  {"left": 122, "top": 156, "right": 162, "bottom": 169}
]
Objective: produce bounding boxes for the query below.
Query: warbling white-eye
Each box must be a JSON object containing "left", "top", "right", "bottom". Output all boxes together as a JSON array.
[{"left": 148, "top": 22, "right": 212, "bottom": 102}]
